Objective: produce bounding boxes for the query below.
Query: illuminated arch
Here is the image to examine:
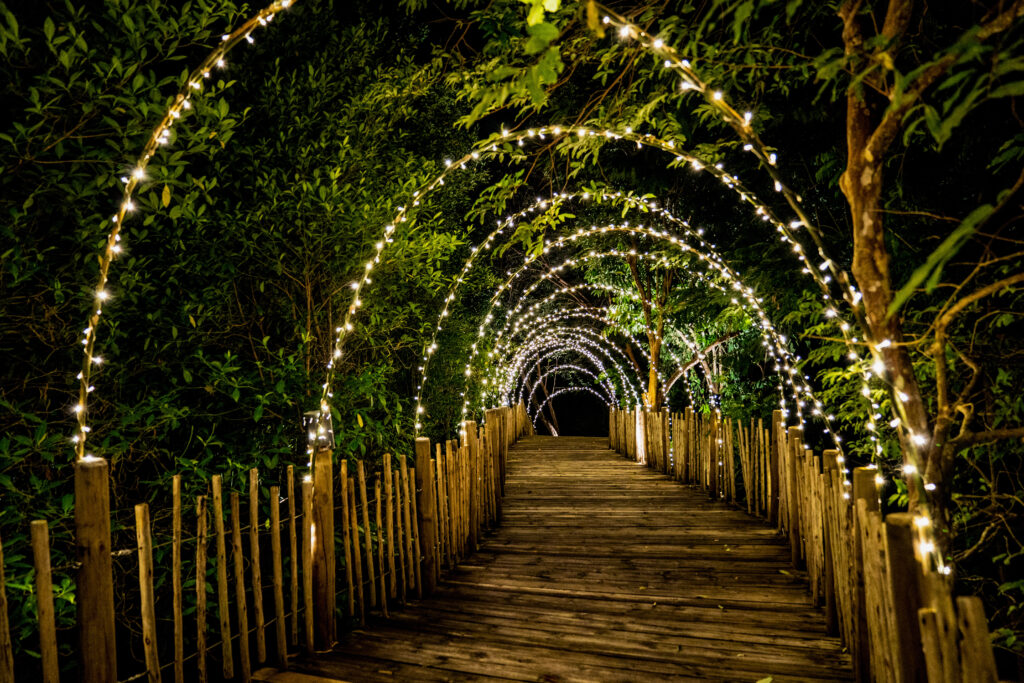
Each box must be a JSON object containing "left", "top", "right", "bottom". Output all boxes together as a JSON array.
[{"left": 523, "top": 365, "right": 615, "bottom": 409}]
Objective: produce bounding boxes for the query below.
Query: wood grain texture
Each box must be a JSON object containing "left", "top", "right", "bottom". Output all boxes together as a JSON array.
[{"left": 282, "top": 436, "right": 851, "bottom": 682}]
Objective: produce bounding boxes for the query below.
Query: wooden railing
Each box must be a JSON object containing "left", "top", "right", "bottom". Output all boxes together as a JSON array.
[
  {"left": 610, "top": 406, "right": 1004, "bottom": 683},
  {"left": 0, "top": 402, "right": 530, "bottom": 683}
]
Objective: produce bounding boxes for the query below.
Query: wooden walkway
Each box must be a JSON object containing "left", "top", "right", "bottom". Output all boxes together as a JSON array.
[{"left": 265, "top": 436, "right": 853, "bottom": 682}]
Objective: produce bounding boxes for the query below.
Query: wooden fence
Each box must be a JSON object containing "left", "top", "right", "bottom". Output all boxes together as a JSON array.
[
  {"left": 0, "top": 403, "right": 529, "bottom": 683},
  {"left": 610, "top": 406, "right": 1003, "bottom": 683}
]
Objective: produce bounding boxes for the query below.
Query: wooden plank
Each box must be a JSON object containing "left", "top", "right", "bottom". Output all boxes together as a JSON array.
[
  {"left": 289, "top": 436, "right": 852, "bottom": 683},
  {"left": 393, "top": 467, "right": 407, "bottom": 602},
  {"left": 347, "top": 486, "right": 365, "bottom": 624},
  {"left": 30, "top": 521, "right": 59, "bottom": 683},
  {"left": 956, "top": 596, "right": 998, "bottom": 683},
  {"left": 400, "top": 458, "right": 415, "bottom": 591},
  {"left": 408, "top": 466, "right": 423, "bottom": 598}
]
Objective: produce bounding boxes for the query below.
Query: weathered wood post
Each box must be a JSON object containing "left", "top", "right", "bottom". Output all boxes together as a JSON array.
[
  {"left": 768, "top": 409, "right": 783, "bottom": 524},
  {"left": 708, "top": 413, "right": 719, "bottom": 498},
  {"left": 883, "top": 513, "right": 927, "bottom": 682},
  {"left": 135, "top": 503, "right": 161, "bottom": 683},
  {"left": 304, "top": 410, "right": 336, "bottom": 649},
  {"left": 30, "top": 521, "right": 59, "bottom": 683},
  {"left": 415, "top": 437, "right": 438, "bottom": 594},
  {"left": 787, "top": 427, "right": 804, "bottom": 568},
  {"left": 462, "top": 421, "right": 479, "bottom": 549},
  {"left": 821, "top": 449, "right": 840, "bottom": 637},
  {"left": 851, "top": 466, "right": 878, "bottom": 682},
  {"left": 75, "top": 456, "right": 117, "bottom": 682}
]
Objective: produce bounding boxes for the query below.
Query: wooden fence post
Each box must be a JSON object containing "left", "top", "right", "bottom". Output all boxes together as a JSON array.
[
  {"left": 357, "top": 462, "right": 377, "bottom": 608},
  {"left": 301, "top": 478, "right": 314, "bottom": 655},
  {"left": 852, "top": 466, "right": 878, "bottom": 682},
  {"left": 211, "top": 476, "right": 233, "bottom": 680},
  {"left": 768, "top": 410, "right": 783, "bottom": 524},
  {"left": 883, "top": 513, "right": 927, "bottom": 682},
  {"left": 463, "top": 422, "right": 479, "bottom": 549},
  {"left": 172, "top": 476, "right": 184, "bottom": 683},
  {"left": 248, "top": 469, "right": 266, "bottom": 665},
  {"left": 30, "top": 521, "right": 59, "bottom": 683},
  {"left": 787, "top": 427, "right": 804, "bottom": 568},
  {"left": 195, "top": 495, "right": 208, "bottom": 683},
  {"left": 310, "top": 449, "right": 335, "bottom": 648},
  {"left": 75, "top": 457, "right": 117, "bottom": 682},
  {"left": 269, "top": 486, "right": 288, "bottom": 669},
  {"left": 230, "top": 494, "right": 251, "bottom": 683},
  {"left": 135, "top": 503, "right": 161, "bottom": 683},
  {"left": 286, "top": 466, "right": 298, "bottom": 647},
  {"left": 956, "top": 597, "right": 999, "bottom": 683},
  {"left": 415, "top": 437, "right": 438, "bottom": 595}
]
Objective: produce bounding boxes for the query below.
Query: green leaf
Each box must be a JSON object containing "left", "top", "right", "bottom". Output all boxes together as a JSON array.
[
  {"left": 162, "top": 184, "right": 171, "bottom": 207},
  {"left": 526, "top": 2, "right": 545, "bottom": 26},
  {"left": 43, "top": 17, "right": 54, "bottom": 43},
  {"left": 525, "top": 22, "right": 558, "bottom": 55}
]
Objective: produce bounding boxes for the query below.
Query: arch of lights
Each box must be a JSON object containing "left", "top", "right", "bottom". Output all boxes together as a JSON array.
[
  {"left": 523, "top": 365, "right": 615, "bottom": 410},
  {"left": 507, "top": 345, "right": 623, "bottom": 409},
  {"left": 484, "top": 243, "right": 763, "bottom": 405},
  {"left": 498, "top": 329, "right": 644, "bottom": 407},
  {"left": 502, "top": 308, "right": 664, "bottom": 406},
  {"left": 500, "top": 303, "right": 703, "bottom": 409},
  {"left": 504, "top": 305, "right": 698, "bottom": 394},
  {"left": 488, "top": 270, "right": 774, "bottom": 418},
  {"left": 531, "top": 387, "right": 612, "bottom": 430},
  {"left": 461, "top": 231, "right": 811, "bottom": 445},
  {"left": 481, "top": 272, "right": 711, "bottom": 410},
  {"left": 72, "top": 0, "right": 944, "bottom": 573},
  {"left": 410, "top": 191, "right": 841, "bottom": 456}
]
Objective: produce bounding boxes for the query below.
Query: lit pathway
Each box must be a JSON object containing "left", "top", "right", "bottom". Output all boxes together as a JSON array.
[{"left": 267, "top": 436, "right": 852, "bottom": 682}]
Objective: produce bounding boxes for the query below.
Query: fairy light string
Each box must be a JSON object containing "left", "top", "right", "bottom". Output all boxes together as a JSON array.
[
  {"left": 72, "top": 0, "right": 295, "bottom": 461},
  {"left": 506, "top": 341, "right": 623, "bottom": 409},
  {"left": 503, "top": 304, "right": 703, "bottom": 404},
  {"left": 68, "top": 2, "right": 946, "bottom": 574},
  {"left": 459, "top": 228, "right": 813, "bottom": 448},
  {"left": 501, "top": 307, "right": 665, "bottom": 406},
  {"left": 594, "top": 5, "right": 943, "bottom": 571},
  {"left": 522, "top": 364, "right": 616, "bottom": 409},
  {"left": 498, "top": 329, "right": 644, "bottom": 407}
]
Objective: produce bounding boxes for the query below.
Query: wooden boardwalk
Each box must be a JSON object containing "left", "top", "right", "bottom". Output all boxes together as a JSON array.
[{"left": 266, "top": 436, "right": 853, "bottom": 682}]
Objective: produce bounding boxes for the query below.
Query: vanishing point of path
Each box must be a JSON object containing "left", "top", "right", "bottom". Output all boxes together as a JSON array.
[{"left": 277, "top": 436, "right": 853, "bottom": 682}]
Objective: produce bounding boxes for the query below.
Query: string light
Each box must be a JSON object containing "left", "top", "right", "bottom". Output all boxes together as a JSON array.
[{"left": 71, "top": 0, "right": 295, "bottom": 461}]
